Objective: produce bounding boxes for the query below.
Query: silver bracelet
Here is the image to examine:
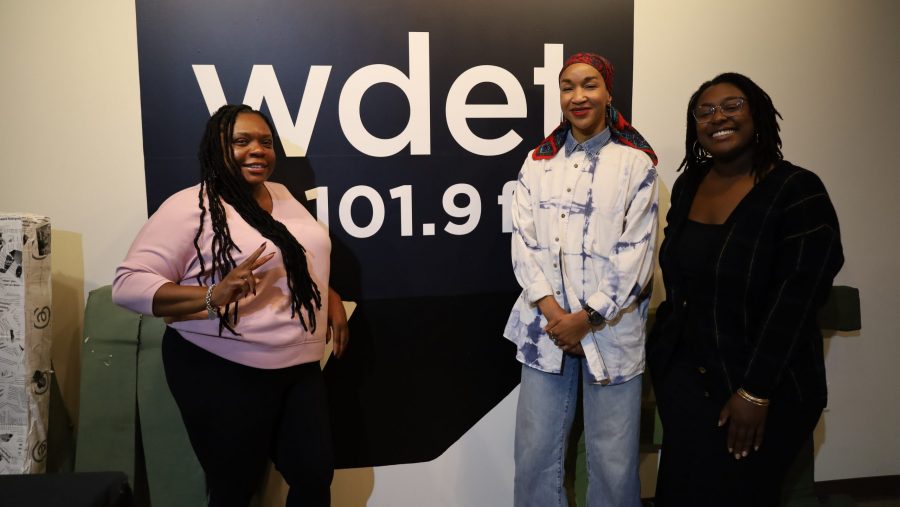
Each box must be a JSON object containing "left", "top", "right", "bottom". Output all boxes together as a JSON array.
[{"left": 205, "top": 283, "right": 218, "bottom": 320}]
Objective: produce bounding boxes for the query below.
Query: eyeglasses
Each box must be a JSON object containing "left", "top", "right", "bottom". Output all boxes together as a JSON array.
[{"left": 692, "top": 97, "right": 746, "bottom": 123}]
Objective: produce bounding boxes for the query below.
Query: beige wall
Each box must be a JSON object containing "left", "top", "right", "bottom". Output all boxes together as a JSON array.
[
  {"left": 1, "top": 1, "right": 146, "bottom": 425},
  {"left": 1, "top": 0, "right": 896, "bottom": 500}
]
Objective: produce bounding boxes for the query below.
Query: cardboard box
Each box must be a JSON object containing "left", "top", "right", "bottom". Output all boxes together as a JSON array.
[{"left": 0, "top": 213, "right": 52, "bottom": 474}]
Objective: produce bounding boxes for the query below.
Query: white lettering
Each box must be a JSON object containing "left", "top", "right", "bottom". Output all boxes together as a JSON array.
[
  {"left": 194, "top": 36, "right": 567, "bottom": 157},
  {"left": 533, "top": 44, "right": 565, "bottom": 136},
  {"left": 446, "top": 66, "right": 526, "bottom": 156},
  {"left": 389, "top": 185, "right": 414, "bottom": 236},
  {"left": 338, "top": 32, "right": 430, "bottom": 157},
  {"left": 193, "top": 65, "right": 228, "bottom": 114},
  {"left": 305, "top": 186, "right": 330, "bottom": 228},
  {"left": 498, "top": 180, "right": 516, "bottom": 233},
  {"left": 193, "top": 64, "right": 331, "bottom": 157},
  {"left": 443, "top": 184, "right": 481, "bottom": 235},
  {"left": 339, "top": 185, "right": 386, "bottom": 238}
]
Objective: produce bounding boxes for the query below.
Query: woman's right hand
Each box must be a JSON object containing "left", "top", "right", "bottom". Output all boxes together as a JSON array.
[{"left": 209, "top": 243, "right": 276, "bottom": 307}]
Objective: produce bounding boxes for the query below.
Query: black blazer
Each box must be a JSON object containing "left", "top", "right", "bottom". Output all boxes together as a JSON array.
[{"left": 648, "top": 160, "right": 844, "bottom": 403}]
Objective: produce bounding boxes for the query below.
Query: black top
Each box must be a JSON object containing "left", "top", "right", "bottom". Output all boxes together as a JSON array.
[
  {"left": 675, "top": 220, "right": 727, "bottom": 360},
  {"left": 648, "top": 160, "right": 844, "bottom": 403}
]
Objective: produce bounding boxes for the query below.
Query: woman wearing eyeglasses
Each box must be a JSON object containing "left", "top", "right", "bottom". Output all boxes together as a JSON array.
[{"left": 647, "top": 73, "right": 844, "bottom": 505}]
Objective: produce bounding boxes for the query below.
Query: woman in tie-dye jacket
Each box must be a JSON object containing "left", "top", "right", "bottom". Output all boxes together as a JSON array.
[{"left": 504, "top": 53, "right": 658, "bottom": 507}]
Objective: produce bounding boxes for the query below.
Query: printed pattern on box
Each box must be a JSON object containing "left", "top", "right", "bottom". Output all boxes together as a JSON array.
[{"left": 0, "top": 213, "right": 51, "bottom": 474}]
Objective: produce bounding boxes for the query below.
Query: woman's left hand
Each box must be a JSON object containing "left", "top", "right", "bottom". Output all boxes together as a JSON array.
[
  {"left": 327, "top": 287, "right": 349, "bottom": 358},
  {"left": 718, "top": 393, "right": 769, "bottom": 459}
]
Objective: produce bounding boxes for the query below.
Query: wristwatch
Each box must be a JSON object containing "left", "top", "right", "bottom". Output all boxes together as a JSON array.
[{"left": 582, "top": 304, "right": 605, "bottom": 326}]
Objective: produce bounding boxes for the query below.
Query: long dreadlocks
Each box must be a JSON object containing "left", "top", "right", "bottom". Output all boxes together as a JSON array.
[
  {"left": 679, "top": 72, "right": 784, "bottom": 182},
  {"left": 194, "top": 104, "right": 321, "bottom": 334}
]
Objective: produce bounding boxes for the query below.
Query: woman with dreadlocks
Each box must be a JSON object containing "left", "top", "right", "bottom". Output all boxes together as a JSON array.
[
  {"left": 113, "top": 104, "right": 344, "bottom": 506},
  {"left": 647, "top": 74, "right": 844, "bottom": 505}
]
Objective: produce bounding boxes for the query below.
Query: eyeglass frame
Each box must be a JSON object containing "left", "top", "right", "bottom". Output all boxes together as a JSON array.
[{"left": 692, "top": 97, "right": 746, "bottom": 124}]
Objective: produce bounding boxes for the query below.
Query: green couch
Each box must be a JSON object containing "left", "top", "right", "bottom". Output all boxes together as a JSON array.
[{"left": 74, "top": 285, "right": 205, "bottom": 506}]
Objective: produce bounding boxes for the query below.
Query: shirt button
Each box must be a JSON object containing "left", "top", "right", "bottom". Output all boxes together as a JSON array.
[
  {"left": 554, "top": 237, "right": 559, "bottom": 242},
  {"left": 566, "top": 188, "right": 572, "bottom": 192},
  {"left": 555, "top": 290, "right": 561, "bottom": 295},
  {"left": 574, "top": 163, "right": 579, "bottom": 168},
  {"left": 552, "top": 263, "right": 558, "bottom": 268},
  {"left": 698, "top": 366, "right": 706, "bottom": 374},
  {"left": 561, "top": 213, "right": 566, "bottom": 218}
]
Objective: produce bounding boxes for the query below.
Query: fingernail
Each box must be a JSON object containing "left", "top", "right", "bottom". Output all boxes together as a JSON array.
[
  {"left": 718, "top": 420, "right": 724, "bottom": 427},
  {"left": 742, "top": 451, "right": 748, "bottom": 457},
  {"left": 728, "top": 447, "right": 733, "bottom": 453},
  {"left": 754, "top": 446, "right": 760, "bottom": 451},
  {"left": 734, "top": 454, "right": 741, "bottom": 460}
]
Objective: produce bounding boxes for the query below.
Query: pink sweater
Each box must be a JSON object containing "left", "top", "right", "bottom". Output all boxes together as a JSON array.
[{"left": 113, "top": 182, "right": 331, "bottom": 369}]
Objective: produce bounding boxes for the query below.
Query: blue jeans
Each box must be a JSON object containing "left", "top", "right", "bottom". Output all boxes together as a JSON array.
[{"left": 514, "top": 355, "right": 642, "bottom": 507}]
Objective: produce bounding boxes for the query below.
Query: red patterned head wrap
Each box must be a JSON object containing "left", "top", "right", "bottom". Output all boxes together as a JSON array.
[
  {"left": 561, "top": 53, "right": 616, "bottom": 93},
  {"left": 534, "top": 53, "right": 658, "bottom": 165}
]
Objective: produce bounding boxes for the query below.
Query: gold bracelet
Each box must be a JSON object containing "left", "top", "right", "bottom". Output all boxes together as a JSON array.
[{"left": 737, "top": 387, "right": 770, "bottom": 407}]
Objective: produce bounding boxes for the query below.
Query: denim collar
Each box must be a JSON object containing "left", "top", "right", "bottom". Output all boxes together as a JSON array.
[{"left": 564, "top": 127, "right": 612, "bottom": 158}]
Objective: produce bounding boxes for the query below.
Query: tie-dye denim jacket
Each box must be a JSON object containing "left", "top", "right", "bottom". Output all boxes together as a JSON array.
[{"left": 504, "top": 129, "right": 658, "bottom": 384}]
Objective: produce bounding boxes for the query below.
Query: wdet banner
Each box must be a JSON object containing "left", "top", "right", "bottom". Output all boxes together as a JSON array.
[{"left": 135, "top": 0, "right": 634, "bottom": 468}]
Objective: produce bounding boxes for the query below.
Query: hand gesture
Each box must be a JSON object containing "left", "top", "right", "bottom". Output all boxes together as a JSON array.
[{"left": 210, "top": 243, "right": 276, "bottom": 307}]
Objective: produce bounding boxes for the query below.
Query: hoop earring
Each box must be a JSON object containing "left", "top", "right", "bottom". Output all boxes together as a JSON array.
[{"left": 693, "top": 140, "right": 710, "bottom": 159}]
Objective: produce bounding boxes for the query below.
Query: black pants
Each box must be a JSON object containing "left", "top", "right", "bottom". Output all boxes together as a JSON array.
[
  {"left": 162, "top": 327, "right": 333, "bottom": 507},
  {"left": 652, "top": 354, "right": 823, "bottom": 507}
]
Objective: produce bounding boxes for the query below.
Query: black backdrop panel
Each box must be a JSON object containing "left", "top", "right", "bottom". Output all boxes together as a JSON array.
[{"left": 135, "top": 0, "right": 634, "bottom": 467}]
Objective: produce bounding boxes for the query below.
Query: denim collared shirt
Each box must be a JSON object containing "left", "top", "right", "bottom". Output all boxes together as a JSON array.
[
  {"left": 504, "top": 128, "right": 658, "bottom": 384},
  {"left": 564, "top": 126, "right": 612, "bottom": 158}
]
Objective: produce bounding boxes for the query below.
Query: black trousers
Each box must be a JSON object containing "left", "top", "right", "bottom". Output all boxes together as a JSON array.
[
  {"left": 162, "top": 327, "right": 333, "bottom": 507},
  {"left": 652, "top": 353, "right": 823, "bottom": 507}
]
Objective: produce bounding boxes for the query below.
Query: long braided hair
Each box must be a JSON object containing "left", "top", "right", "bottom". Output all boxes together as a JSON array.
[
  {"left": 194, "top": 104, "right": 321, "bottom": 334},
  {"left": 679, "top": 72, "right": 783, "bottom": 182}
]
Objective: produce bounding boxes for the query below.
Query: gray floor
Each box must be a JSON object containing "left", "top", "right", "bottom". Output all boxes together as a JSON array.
[
  {"left": 818, "top": 476, "right": 900, "bottom": 507},
  {"left": 854, "top": 497, "right": 900, "bottom": 507}
]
